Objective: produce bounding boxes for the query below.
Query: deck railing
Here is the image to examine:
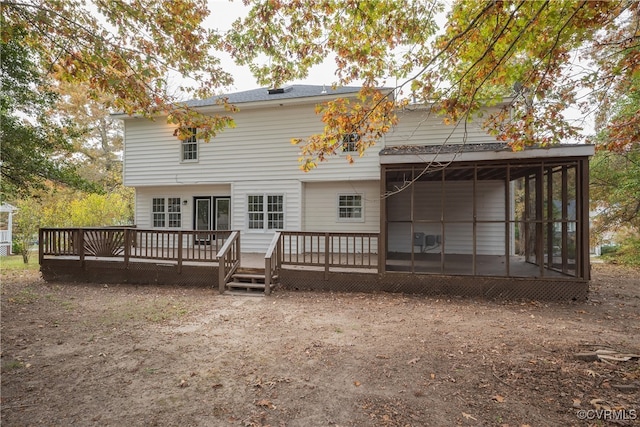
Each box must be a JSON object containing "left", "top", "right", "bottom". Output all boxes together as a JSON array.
[
  {"left": 216, "top": 231, "right": 241, "bottom": 293},
  {"left": 278, "top": 231, "right": 379, "bottom": 277},
  {"left": 264, "top": 232, "right": 282, "bottom": 295},
  {"left": 39, "top": 227, "right": 234, "bottom": 267},
  {"left": 0, "top": 229, "right": 11, "bottom": 244}
]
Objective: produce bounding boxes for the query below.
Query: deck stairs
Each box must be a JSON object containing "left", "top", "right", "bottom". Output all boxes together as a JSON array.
[{"left": 224, "top": 267, "right": 278, "bottom": 296}]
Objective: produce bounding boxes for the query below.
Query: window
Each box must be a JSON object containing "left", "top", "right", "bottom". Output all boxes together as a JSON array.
[
  {"left": 338, "top": 194, "right": 363, "bottom": 221},
  {"left": 248, "top": 194, "right": 284, "bottom": 230},
  {"left": 181, "top": 127, "right": 198, "bottom": 161},
  {"left": 152, "top": 197, "right": 181, "bottom": 228},
  {"left": 341, "top": 132, "right": 360, "bottom": 153}
]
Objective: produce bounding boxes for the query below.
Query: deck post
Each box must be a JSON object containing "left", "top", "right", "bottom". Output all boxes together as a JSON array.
[
  {"left": 265, "top": 257, "right": 271, "bottom": 296},
  {"left": 78, "top": 228, "right": 85, "bottom": 268},
  {"left": 218, "top": 252, "right": 226, "bottom": 294},
  {"left": 324, "top": 233, "right": 329, "bottom": 281},
  {"left": 177, "top": 231, "right": 183, "bottom": 274},
  {"left": 38, "top": 228, "right": 44, "bottom": 265},
  {"left": 124, "top": 228, "right": 130, "bottom": 269}
]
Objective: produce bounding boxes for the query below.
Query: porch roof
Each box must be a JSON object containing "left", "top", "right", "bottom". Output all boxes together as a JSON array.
[
  {"left": 379, "top": 143, "right": 595, "bottom": 165},
  {"left": 0, "top": 203, "right": 17, "bottom": 213}
]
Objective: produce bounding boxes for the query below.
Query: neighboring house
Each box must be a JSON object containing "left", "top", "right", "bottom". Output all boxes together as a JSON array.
[
  {"left": 117, "top": 85, "right": 593, "bottom": 289},
  {"left": 0, "top": 203, "right": 17, "bottom": 256}
]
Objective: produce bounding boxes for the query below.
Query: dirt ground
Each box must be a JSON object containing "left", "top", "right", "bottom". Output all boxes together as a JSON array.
[{"left": 1, "top": 264, "right": 639, "bottom": 427}]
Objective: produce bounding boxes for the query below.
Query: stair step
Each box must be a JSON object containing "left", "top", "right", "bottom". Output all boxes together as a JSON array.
[
  {"left": 232, "top": 273, "right": 267, "bottom": 280},
  {"left": 223, "top": 290, "right": 266, "bottom": 297},
  {"left": 227, "top": 282, "right": 267, "bottom": 289}
]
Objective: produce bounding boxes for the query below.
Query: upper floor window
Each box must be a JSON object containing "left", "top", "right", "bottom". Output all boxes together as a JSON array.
[
  {"left": 152, "top": 197, "right": 181, "bottom": 228},
  {"left": 248, "top": 194, "right": 284, "bottom": 230},
  {"left": 341, "top": 132, "right": 360, "bottom": 153},
  {"left": 181, "top": 127, "right": 198, "bottom": 162},
  {"left": 338, "top": 194, "right": 363, "bottom": 221}
]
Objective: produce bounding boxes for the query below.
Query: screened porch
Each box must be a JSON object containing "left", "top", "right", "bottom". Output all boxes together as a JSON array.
[{"left": 380, "top": 149, "right": 591, "bottom": 281}]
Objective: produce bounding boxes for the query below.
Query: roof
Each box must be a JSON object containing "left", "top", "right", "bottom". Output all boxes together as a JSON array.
[
  {"left": 185, "top": 85, "right": 366, "bottom": 107},
  {"left": 0, "top": 203, "right": 17, "bottom": 213},
  {"left": 380, "top": 143, "right": 511, "bottom": 156},
  {"left": 379, "top": 143, "right": 595, "bottom": 165}
]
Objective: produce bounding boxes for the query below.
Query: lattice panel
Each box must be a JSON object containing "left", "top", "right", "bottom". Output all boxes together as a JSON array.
[
  {"left": 279, "top": 269, "right": 588, "bottom": 301},
  {"left": 41, "top": 260, "right": 219, "bottom": 289}
]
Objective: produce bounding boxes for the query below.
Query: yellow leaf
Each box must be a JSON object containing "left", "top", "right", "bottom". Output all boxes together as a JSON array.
[{"left": 492, "top": 394, "right": 505, "bottom": 403}]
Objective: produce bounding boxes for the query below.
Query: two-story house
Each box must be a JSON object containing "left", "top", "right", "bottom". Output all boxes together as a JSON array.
[{"left": 115, "top": 84, "right": 593, "bottom": 298}]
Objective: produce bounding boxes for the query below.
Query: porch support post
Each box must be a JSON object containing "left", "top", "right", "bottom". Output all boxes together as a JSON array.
[
  {"left": 561, "top": 166, "right": 569, "bottom": 274},
  {"left": 524, "top": 175, "right": 531, "bottom": 262},
  {"left": 536, "top": 165, "right": 544, "bottom": 277},
  {"left": 505, "top": 164, "right": 511, "bottom": 277},
  {"left": 379, "top": 165, "right": 387, "bottom": 274},
  {"left": 440, "top": 167, "right": 445, "bottom": 274},
  {"left": 473, "top": 165, "right": 477, "bottom": 276},
  {"left": 579, "top": 157, "right": 590, "bottom": 280},
  {"left": 546, "top": 166, "right": 554, "bottom": 272}
]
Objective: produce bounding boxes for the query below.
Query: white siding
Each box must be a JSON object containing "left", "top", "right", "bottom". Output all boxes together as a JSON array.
[
  {"left": 387, "top": 180, "right": 505, "bottom": 255},
  {"left": 135, "top": 185, "right": 230, "bottom": 230},
  {"left": 232, "top": 180, "right": 302, "bottom": 253},
  {"left": 385, "top": 107, "right": 501, "bottom": 147},
  {"left": 123, "top": 104, "right": 380, "bottom": 188},
  {"left": 302, "top": 181, "right": 380, "bottom": 233},
  {"left": 300, "top": 180, "right": 380, "bottom": 253}
]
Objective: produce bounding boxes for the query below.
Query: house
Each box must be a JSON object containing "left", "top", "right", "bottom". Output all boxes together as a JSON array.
[
  {"left": 0, "top": 203, "right": 17, "bottom": 256},
  {"left": 41, "top": 85, "right": 593, "bottom": 300}
]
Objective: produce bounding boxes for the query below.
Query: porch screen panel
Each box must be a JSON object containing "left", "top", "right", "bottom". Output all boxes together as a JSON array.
[
  {"left": 386, "top": 168, "right": 414, "bottom": 271},
  {"left": 442, "top": 223, "right": 473, "bottom": 275}
]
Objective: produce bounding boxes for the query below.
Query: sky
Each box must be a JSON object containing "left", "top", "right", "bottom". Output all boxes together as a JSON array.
[
  {"left": 195, "top": 1, "right": 593, "bottom": 137},
  {"left": 205, "top": 1, "right": 350, "bottom": 93}
]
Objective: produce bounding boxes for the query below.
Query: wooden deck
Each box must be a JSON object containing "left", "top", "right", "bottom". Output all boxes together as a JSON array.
[{"left": 39, "top": 227, "right": 588, "bottom": 300}]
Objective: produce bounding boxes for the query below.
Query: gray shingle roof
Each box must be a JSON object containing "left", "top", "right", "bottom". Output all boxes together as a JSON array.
[
  {"left": 185, "top": 85, "right": 365, "bottom": 107},
  {"left": 379, "top": 143, "right": 511, "bottom": 155}
]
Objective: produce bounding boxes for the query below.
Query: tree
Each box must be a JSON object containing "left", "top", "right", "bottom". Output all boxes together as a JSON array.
[
  {"left": 225, "top": 0, "right": 639, "bottom": 169},
  {"left": 4, "top": 1, "right": 637, "bottom": 175},
  {"left": 590, "top": 69, "right": 639, "bottom": 265},
  {"left": 53, "top": 81, "right": 125, "bottom": 190},
  {"left": 591, "top": 147, "right": 640, "bottom": 234},
  {"left": 38, "top": 187, "right": 134, "bottom": 228},
  {"left": 1, "top": 0, "right": 236, "bottom": 143},
  {"left": 12, "top": 198, "right": 41, "bottom": 263},
  {"left": 0, "top": 25, "right": 91, "bottom": 199}
]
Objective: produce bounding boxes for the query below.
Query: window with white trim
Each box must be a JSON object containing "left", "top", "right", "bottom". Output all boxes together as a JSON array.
[
  {"left": 248, "top": 194, "right": 284, "bottom": 230},
  {"left": 338, "top": 194, "right": 363, "bottom": 221},
  {"left": 152, "top": 197, "right": 181, "bottom": 228},
  {"left": 181, "top": 127, "right": 198, "bottom": 162},
  {"left": 341, "top": 132, "right": 360, "bottom": 153}
]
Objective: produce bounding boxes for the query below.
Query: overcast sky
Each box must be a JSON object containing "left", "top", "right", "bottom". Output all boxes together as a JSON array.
[{"left": 205, "top": 1, "right": 348, "bottom": 93}]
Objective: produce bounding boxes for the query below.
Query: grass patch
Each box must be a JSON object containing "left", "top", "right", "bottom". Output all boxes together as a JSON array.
[
  {"left": 2, "top": 360, "right": 24, "bottom": 371},
  {"left": 8, "top": 288, "right": 39, "bottom": 304},
  {"left": 0, "top": 254, "right": 39, "bottom": 272}
]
